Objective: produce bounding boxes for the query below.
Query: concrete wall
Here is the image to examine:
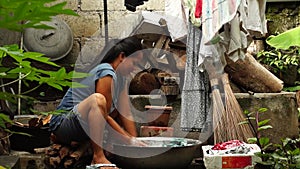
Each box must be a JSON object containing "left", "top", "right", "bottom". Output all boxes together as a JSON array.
[
  {"left": 130, "top": 92, "right": 299, "bottom": 144},
  {"left": 0, "top": 0, "right": 165, "bottom": 69},
  {"left": 266, "top": 1, "right": 300, "bottom": 35},
  {"left": 54, "top": 0, "right": 165, "bottom": 70}
]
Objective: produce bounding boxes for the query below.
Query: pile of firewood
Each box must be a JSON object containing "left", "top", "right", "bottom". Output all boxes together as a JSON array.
[{"left": 38, "top": 142, "right": 93, "bottom": 168}]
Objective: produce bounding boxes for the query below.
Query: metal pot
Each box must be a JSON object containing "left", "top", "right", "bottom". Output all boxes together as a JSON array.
[
  {"left": 23, "top": 17, "right": 73, "bottom": 61},
  {"left": 9, "top": 115, "right": 50, "bottom": 152},
  {"left": 111, "top": 137, "right": 202, "bottom": 169}
]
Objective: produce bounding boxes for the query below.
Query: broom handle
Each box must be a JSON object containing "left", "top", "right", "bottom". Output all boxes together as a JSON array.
[
  {"left": 221, "top": 73, "right": 230, "bottom": 85},
  {"left": 210, "top": 78, "right": 219, "bottom": 90}
]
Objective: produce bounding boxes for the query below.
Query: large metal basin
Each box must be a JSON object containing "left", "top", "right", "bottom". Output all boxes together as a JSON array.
[{"left": 111, "top": 137, "right": 202, "bottom": 169}]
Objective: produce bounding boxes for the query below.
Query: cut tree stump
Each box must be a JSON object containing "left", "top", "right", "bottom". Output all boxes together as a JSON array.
[{"left": 225, "top": 53, "right": 283, "bottom": 93}]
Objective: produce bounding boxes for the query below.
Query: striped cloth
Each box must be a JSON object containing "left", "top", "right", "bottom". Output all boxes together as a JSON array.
[{"left": 201, "top": 0, "right": 242, "bottom": 44}]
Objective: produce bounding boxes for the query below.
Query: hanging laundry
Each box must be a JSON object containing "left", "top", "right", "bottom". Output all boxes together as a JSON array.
[
  {"left": 244, "top": 0, "right": 268, "bottom": 37},
  {"left": 184, "top": 0, "right": 201, "bottom": 27},
  {"left": 201, "top": 0, "right": 242, "bottom": 44},
  {"left": 165, "top": 0, "right": 188, "bottom": 42},
  {"left": 124, "top": 0, "right": 148, "bottom": 12},
  {"left": 194, "top": 0, "right": 202, "bottom": 18},
  {"left": 197, "top": 0, "right": 268, "bottom": 67},
  {"left": 180, "top": 21, "right": 210, "bottom": 132}
]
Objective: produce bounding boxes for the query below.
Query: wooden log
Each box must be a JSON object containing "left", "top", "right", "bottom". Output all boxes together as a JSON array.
[
  {"left": 59, "top": 146, "right": 71, "bottom": 159},
  {"left": 49, "top": 156, "right": 61, "bottom": 168},
  {"left": 52, "top": 143, "right": 62, "bottom": 150},
  {"left": 129, "top": 70, "right": 160, "bottom": 94},
  {"left": 225, "top": 53, "right": 283, "bottom": 93},
  {"left": 69, "top": 142, "right": 90, "bottom": 160},
  {"left": 42, "top": 114, "right": 52, "bottom": 125},
  {"left": 0, "top": 129, "right": 10, "bottom": 155},
  {"left": 64, "top": 157, "right": 75, "bottom": 168},
  {"left": 28, "top": 117, "right": 39, "bottom": 127},
  {"left": 34, "top": 146, "right": 51, "bottom": 154},
  {"left": 45, "top": 147, "right": 58, "bottom": 156}
]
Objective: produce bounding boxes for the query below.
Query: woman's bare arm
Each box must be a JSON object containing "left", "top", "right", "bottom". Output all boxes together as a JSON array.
[
  {"left": 95, "top": 76, "right": 133, "bottom": 142},
  {"left": 117, "top": 82, "right": 138, "bottom": 137}
]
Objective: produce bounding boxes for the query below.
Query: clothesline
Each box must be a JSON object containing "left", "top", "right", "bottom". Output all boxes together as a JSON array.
[{"left": 185, "top": 0, "right": 268, "bottom": 67}]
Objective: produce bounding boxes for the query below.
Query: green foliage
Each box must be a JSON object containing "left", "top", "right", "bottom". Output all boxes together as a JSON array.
[
  {"left": 242, "top": 108, "right": 300, "bottom": 168},
  {"left": 255, "top": 138, "right": 300, "bottom": 169},
  {"left": 0, "top": 0, "right": 86, "bottom": 130},
  {"left": 241, "top": 108, "right": 272, "bottom": 150},
  {"left": 0, "top": 0, "right": 78, "bottom": 31},
  {"left": 257, "top": 26, "right": 300, "bottom": 92},
  {"left": 257, "top": 48, "right": 299, "bottom": 74},
  {"left": 0, "top": 113, "right": 12, "bottom": 129},
  {"left": 0, "top": 45, "right": 89, "bottom": 92},
  {"left": 266, "top": 26, "right": 300, "bottom": 50},
  {"left": 284, "top": 84, "right": 300, "bottom": 92}
]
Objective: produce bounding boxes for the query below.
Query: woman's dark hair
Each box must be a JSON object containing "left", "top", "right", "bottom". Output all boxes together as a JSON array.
[{"left": 100, "top": 36, "right": 143, "bottom": 63}]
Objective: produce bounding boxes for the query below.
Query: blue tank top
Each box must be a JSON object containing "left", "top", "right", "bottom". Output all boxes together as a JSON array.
[{"left": 49, "top": 63, "right": 125, "bottom": 131}]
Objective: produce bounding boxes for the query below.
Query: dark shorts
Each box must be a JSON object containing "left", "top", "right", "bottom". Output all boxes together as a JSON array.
[{"left": 53, "top": 105, "right": 90, "bottom": 145}]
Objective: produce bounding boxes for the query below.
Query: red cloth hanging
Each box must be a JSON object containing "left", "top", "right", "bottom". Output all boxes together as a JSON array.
[{"left": 195, "top": 0, "right": 203, "bottom": 18}]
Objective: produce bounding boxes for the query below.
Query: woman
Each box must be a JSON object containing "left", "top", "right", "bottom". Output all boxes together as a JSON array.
[{"left": 49, "top": 36, "right": 144, "bottom": 168}]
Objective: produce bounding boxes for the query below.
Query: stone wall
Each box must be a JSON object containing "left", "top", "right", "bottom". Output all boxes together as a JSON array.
[
  {"left": 0, "top": 0, "right": 165, "bottom": 69},
  {"left": 266, "top": 1, "right": 300, "bottom": 35},
  {"left": 53, "top": 0, "right": 165, "bottom": 69},
  {"left": 130, "top": 92, "right": 299, "bottom": 144}
]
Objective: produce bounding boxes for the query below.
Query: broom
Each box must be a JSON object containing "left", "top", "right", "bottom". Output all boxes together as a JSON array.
[
  {"left": 210, "top": 77, "right": 227, "bottom": 144},
  {"left": 204, "top": 59, "right": 228, "bottom": 143},
  {"left": 221, "top": 73, "right": 254, "bottom": 142}
]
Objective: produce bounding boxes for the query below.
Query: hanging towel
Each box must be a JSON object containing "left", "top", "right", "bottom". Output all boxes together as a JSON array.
[
  {"left": 198, "top": 0, "right": 268, "bottom": 67},
  {"left": 165, "top": 0, "right": 188, "bottom": 42},
  {"left": 245, "top": 0, "right": 268, "bottom": 37},
  {"left": 180, "top": 21, "right": 210, "bottom": 132},
  {"left": 201, "top": 0, "right": 242, "bottom": 44}
]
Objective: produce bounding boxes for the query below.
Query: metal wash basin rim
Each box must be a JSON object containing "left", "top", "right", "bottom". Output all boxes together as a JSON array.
[{"left": 111, "top": 137, "right": 202, "bottom": 169}]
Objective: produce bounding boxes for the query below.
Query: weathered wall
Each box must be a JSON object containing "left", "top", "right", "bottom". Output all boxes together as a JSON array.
[
  {"left": 57, "top": 0, "right": 165, "bottom": 69},
  {"left": 0, "top": 0, "right": 165, "bottom": 69},
  {"left": 130, "top": 92, "right": 299, "bottom": 144},
  {"left": 266, "top": 2, "right": 300, "bottom": 35}
]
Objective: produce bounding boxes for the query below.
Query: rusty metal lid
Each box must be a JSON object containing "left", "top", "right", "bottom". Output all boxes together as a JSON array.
[{"left": 23, "top": 17, "right": 73, "bottom": 61}]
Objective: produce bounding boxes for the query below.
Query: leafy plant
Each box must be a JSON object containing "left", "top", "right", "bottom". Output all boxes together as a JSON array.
[
  {"left": 0, "top": 0, "right": 77, "bottom": 31},
  {"left": 0, "top": 0, "right": 88, "bottom": 130},
  {"left": 241, "top": 108, "right": 300, "bottom": 168},
  {"left": 241, "top": 108, "right": 273, "bottom": 151},
  {"left": 257, "top": 26, "right": 300, "bottom": 92},
  {"left": 257, "top": 48, "right": 299, "bottom": 74},
  {"left": 266, "top": 26, "right": 300, "bottom": 50},
  {"left": 270, "top": 138, "right": 300, "bottom": 169}
]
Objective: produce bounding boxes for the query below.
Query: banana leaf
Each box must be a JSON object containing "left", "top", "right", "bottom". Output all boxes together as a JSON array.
[{"left": 266, "top": 26, "right": 300, "bottom": 50}]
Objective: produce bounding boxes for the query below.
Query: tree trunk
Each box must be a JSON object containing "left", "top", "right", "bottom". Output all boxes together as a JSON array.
[
  {"left": 0, "top": 128, "right": 10, "bottom": 155},
  {"left": 225, "top": 53, "right": 283, "bottom": 93}
]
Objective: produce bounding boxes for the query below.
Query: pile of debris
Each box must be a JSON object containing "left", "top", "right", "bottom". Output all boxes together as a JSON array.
[{"left": 42, "top": 142, "right": 92, "bottom": 168}]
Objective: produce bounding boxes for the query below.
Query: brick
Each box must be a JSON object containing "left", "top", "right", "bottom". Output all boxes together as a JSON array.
[
  {"left": 62, "top": 12, "right": 101, "bottom": 38},
  {"left": 140, "top": 126, "right": 174, "bottom": 137}
]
